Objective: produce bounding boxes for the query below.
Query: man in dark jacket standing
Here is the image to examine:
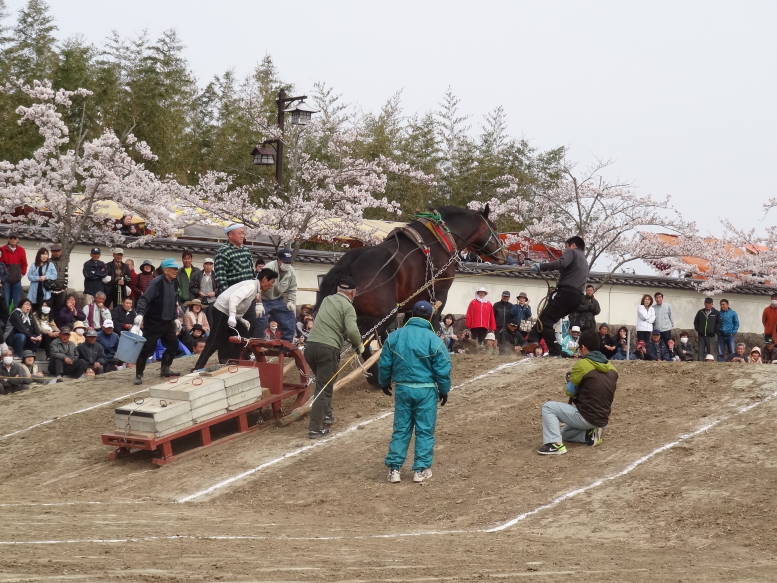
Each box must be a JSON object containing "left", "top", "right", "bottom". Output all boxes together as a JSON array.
[
  {"left": 693, "top": 297, "right": 720, "bottom": 361},
  {"left": 528, "top": 236, "right": 589, "bottom": 356},
  {"left": 83, "top": 247, "right": 108, "bottom": 304},
  {"left": 570, "top": 284, "right": 600, "bottom": 333},
  {"left": 105, "top": 248, "right": 132, "bottom": 308},
  {"left": 176, "top": 250, "right": 201, "bottom": 305},
  {"left": 132, "top": 258, "right": 181, "bottom": 385},
  {"left": 538, "top": 330, "right": 617, "bottom": 455},
  {"left": 493, "top": 291, "right": 514, "bottom": 332},
  {"left": 48, "top": 243, "right": 69, "bottom": 314}
]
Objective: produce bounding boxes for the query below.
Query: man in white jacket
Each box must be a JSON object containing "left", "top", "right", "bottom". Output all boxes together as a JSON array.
[{"left": 193, "top": 268, "right": 277, "bottom": 370}]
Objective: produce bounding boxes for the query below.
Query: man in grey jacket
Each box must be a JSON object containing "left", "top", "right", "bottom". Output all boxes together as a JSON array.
[
  {"left": 652, "top": 292, "right": 674, "bottom": 344},
  {"left": 528, "top": 236, "right": 589, "bottom": 356},
  {"left": 257, "top": 249, "right": 297, "bottom": 342},
  {"left": 48, "top": 327, "right": 89, "bottom": 380}
]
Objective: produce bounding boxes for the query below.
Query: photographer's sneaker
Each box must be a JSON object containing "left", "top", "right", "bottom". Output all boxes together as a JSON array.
[
  {"left": 412, "top": 468, "right": 433, "bottom": 483},
  {"left": 537, "top": 443, "right": 567, "bottom": 455},
  {"left": 586, "top": 427, "right": 604, "bottom": 447},
  {"left": 387, "top": 468, "right": 401, "bottom": 483}
]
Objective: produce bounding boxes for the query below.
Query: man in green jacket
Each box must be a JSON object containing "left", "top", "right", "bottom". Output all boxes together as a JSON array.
[
  {"left": 305, "top": 277, "right": 363, "bottom": 439},
  {"left": 380, "top": 301, "right": 452, "bottom": 483},
  {"left": 537, "top": 329, "right": 618, "bottom": 455}
]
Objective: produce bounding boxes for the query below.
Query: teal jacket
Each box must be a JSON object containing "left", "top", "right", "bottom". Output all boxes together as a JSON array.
[{"left": 378, "top": 317, "right": 452, "bottom": 394}]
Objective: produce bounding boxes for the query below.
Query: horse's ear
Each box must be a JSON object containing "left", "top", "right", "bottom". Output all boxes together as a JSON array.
[{"left": 482, "top": 203, "right": 490, "bottom": 220}]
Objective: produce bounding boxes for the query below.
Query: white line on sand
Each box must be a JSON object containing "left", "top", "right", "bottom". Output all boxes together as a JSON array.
[
  {"left": 0, "top": 389, "right": 147, "bottom": 441},
  {"left": 4, "top": 385, "right": 773, "bottom": 545},
  {"left": 176, "top": 360, "right": 529, "bottom": 503}
]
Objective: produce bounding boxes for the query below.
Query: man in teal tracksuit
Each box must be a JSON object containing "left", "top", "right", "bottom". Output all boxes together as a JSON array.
[{"left": 380, "top": 301, "right": 452, "bottom": 484}]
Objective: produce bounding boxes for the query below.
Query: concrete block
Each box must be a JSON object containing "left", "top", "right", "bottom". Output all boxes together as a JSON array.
[
  {"left": 115, "top": 398, "right": 191, "bottom": 423},
  {"left": 149, "top": 377, "right": 226, "bottom": 402},
  {"left": 202, "top": 366, "right": 259, "bottom": 388},
  {"left": 226, "top": 386, "right": 261, "bottom": 405},
  {"left": 224, "top": 378, "right": 260, "bottom": 397},
  {"left": 190, "top": 397, "right": 228, "bottom": 422},
  {"left": 191, "top": 408, "right": 227, "bottom": 424}
]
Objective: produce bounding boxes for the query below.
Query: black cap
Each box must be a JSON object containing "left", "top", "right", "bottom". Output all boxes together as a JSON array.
[
  {"left": 191, "top": 324, "right": 204, "bottom": 332},
  {"left": 59, "top": 326, "right": 71, "bottom": 334},
  {"left": 501, "top": 290, "right": 510, "bottom": 297},
  {"left": 337, "top": 276, "right": 356, "bottom": 290},
  {"left": 507, "top": 320, "right": 519, "bottom": 326},
  {"left": 85, "top": 329, "right": 98, "bottom": 337},
  {"left": 50, "top": 243, "right": 62, "bottom": 251},
  {"left": 90, "top": 247, "right": 101, "bottom": 255}
]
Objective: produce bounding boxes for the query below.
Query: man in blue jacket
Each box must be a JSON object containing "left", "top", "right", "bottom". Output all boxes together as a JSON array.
[
  {"left": 380, "top": 301, "right": 451, "bottom": 484},
  {"left": 717, "top": 299, "right": 739, "bottom": 362}
]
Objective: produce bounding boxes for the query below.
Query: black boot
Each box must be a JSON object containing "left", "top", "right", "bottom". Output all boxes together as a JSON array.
[
  {"left": 133, "top": 375, "right": 143, "bottom": 385},
  {"left": 160, "top": 366, "right": 180, "bottom": 378}
]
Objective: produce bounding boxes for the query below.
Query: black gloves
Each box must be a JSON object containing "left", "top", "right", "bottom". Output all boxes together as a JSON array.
[
  {"left": 382, "top": 385, "right": 392, "bottom": 396},
  {"left": 439, "top": 393, "right": 448, "bottom": 406}
]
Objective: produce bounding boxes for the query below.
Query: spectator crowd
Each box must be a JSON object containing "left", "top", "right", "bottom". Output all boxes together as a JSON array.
[{"left": 0, "top": 227, "right": 313, "bottom": 392}]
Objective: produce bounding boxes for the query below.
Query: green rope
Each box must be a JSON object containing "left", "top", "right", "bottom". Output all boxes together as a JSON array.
[{"left": 415, "top": 211, "right": 443, "bottom": 223}]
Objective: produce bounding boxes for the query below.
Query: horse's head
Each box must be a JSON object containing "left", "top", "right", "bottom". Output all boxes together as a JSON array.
[{"left": 437, "top": 205, "right": 507, "bottom": 264}]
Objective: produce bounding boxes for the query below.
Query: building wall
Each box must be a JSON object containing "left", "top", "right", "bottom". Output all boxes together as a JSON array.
[{"left": 18, "top": 238, "right": 769, "bottom": 334}]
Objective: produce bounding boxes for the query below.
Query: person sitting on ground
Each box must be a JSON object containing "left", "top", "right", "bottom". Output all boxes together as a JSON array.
[
  {"left": 4, "top": 298, "right": 42, "bottom": 357},
  {"left": 437, "top": 314, "right": 458, "bottom": 353},
  {"left": 182, "top": 298, "right": 210, "bottom": 336},
  {"left": 295, "top": 317, "right": 314, "bottom": 346},
  {"left": 611, "top": 326, "right": 630, "bottom": 360},
  {"left": 532, "top": 345, "right": 545, "bottom": 358},
  {"left": 36, "top": 300, "right": 60, "bottom": 357},
  {"left": 497, "top": 320, "right": 525, "bottom": 355},
  {"left": 465, "top": 287, "right": 496, "bottom": 345},
  {"left": 727, "top": 342, "right": 748, "bottom": 363},
  {"left": 71, "top": 321, "right": 87, "bottom": 345},
  {"left": 264, "top": 320, "right": 282, "bottom": 341},
  {"left": 598, "top": 324, "right": 616, "bottom": 359},
  {"left": 297, "top": 304, "right": 314, "bottom": 325},
  {"left": 762, "top": 338, "right": 777, "bottom": 364},
  {"left": 111, "top": 297, "right": 136, "bottom": 333},
  {"left": 181, "top": 323, "right": 206, "bottom": 352},
  {"left": 77, "top": 329, "right": 106, "bottom": 375},
  {"left": 192, "top": 338, "right": 207, "bottom": 355},
  {"left": 676, "top": 332, "right": 696, "bottom": 362},
  {"left": 48, "top": 327, "right": 88, "bottom": 380},
  {"left": 97, "top": 320, "right": 120, "bottom": 371},
  {"left": 632, "top": 339, "right": 649, "bottom": 360},
  {"left": 484, "top": 331, "right": 498, "bottom": 354},
  {"left": 55, "top": 294, "right": 86, "bottom": 330},
  {"left": 20, "top": 350, "right": 45, "bottom": 382},
  {"left": 560, "top": 325, "right": 581, "bottom": 357},
  {"left": 666, "top": 338, "right": 681, "bottom": 361},
  {"left": 84, "top": 291, "right": 111, "bottom": 329},
  {"left": 646, "top": 330, "right": 673, "bottom": 361},
  {"left": 537, "top": 330, "right": 617, "bottom": 455},
  {"left": 704, "top": 353, "right": 716, "bottom": 362},
  {"left": 0, "top": 347, "right": 30, "bottom": 393},
  {"left": 748, "top": 346, "right": 763, "bottom": 364}
]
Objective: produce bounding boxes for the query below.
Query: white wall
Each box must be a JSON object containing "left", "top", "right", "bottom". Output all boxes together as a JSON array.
[{"left": 18, "top": 238, "right": 770, "bottom": 333}]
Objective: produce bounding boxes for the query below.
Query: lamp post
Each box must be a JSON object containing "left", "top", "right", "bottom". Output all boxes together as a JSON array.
[{"left": 250, "top": 89, "right": 318, "bottom": 183}]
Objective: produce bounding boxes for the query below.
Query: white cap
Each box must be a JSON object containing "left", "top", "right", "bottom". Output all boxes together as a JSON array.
[
  {"left": 103, "top": 320, "right": 114, "bottom": 328},
  {"left": 476, "top": 287, "right": 488, "bottom": 294},
  {"left": 704, "top": 353, "right": 715, "bottom": 361},
  {"left": 570, "top": 325, "right": 581, "bottom": 333},
  {"left": 203, "top": 257, "right": 214, "bottom": 264},
  {"left": 485, "top": 332, "right": 496, "bottom": 341}
]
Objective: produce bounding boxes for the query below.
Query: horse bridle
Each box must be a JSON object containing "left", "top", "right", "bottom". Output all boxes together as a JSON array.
[{"left": 464, "top": 214, "right": 506, "bottom": 261}]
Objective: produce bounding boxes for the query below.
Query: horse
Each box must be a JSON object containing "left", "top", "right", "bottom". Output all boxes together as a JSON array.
[{"left": 316, "top": 205, "right": 507, "bottom": 378}]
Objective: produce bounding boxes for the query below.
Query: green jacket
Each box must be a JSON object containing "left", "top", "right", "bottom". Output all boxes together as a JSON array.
[
  {"left": 566, "top": 350, "right": 618, "bottom": 428},
  {"left": 307, "top": 292, "right": 361, "bottom": 350}
]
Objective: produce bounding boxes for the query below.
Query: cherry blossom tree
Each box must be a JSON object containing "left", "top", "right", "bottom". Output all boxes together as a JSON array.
[
  {"left": 180, "top": 119, "right": 434, "bottom": 251},
  {"left": 0, "top": 80, "right": 187, "bottom": 267},
  {"left": 470, "top": 161, "right": 697, "bottom": 284}
]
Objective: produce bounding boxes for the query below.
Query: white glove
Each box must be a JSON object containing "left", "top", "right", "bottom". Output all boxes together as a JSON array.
[
  {"left": 286, "top": 301, "right": 295, "bottom": 313},
  {"left": 102, "top": 275, "right": 112, "bottom": 283},
  {"left": 130, "top": 325, "right": 143, "bottom": 336},
  {"left": 255, "top": 302, "right": 265, "bottom": 318},
  {"left": 238, "top": 317, "right": 251, "bottom": 330},
  {"left": 133, "top": 314, "right": 143, "bottom": 327},
  {"left": 227, "top": 315, "right": 237, "bottom": 328},
  {"left": 357, "top": 343, "right": 365, "bottom": 354}
]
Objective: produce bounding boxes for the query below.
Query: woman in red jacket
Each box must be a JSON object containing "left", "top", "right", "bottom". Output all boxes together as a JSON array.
[{"left": 465, "top": 287, "right": 496, "bottom": 345}]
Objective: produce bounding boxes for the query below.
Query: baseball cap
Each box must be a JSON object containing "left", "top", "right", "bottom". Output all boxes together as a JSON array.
[
  {"left": 160, "top": 258, "right": 180, "bottom": 270},
  {"left": 501, "top": 290, "right": 511, "bottom": 297},
  {"left": 50, "top": 243, "right": 62, "bottom": 251},
  {"left": 85, "top": 329, "right": 98, "bottom": 337},
  {"left": 337, "top": 276, "right": 356, "bottom": 290},
  {"left": 102, "top": 320, "right": 114, "bottom": 328},
  {"left": 112, "top": 247, "right": 124, "bottom": 255},
  {"left": 412, "top": 300, "right": 434, "bottom": 318},
  {"left": 507, "top": 320, "right": 519, "bottom": 326},
  {"left": 59, "top": 326, "right": 71, "bottom": 334},
  {"left": 224, "top": 223, "right": 245, "bottom": 234},
  {"left": 90, "top": 247, "right": 101, "bottom": 255},
  {"left": 277, "top": 248, "right": 293, "bottom": 263},
  {"left": 704, "top": 353, "right": 715, "bottom": 360},
  {"left": 203, "top": 257, "right": 214, "bottom": 264},
  {"left": 651, "top": 330, "right": 661, "bottom": 336},
  {"left": 570, "top": 325, "right": 581, "bottom": 333},
  {"left": 485, "top": 332, "right": 496, "bottom": 341}
]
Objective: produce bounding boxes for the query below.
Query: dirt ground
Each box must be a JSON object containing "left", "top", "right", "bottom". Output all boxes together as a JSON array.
[{"left": 1, "top": 352, "right": 776, "bottom": 582}]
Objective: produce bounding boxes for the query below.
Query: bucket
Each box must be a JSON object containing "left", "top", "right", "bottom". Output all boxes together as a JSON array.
[{"left": 116, "top": 330, "right": 146, "bottom": 363}]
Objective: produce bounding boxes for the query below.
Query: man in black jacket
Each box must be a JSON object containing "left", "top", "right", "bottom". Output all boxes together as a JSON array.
[
  {"left": 82, "top": 247, "right": 107, "bottom": 304},
  {"left": 77, "top": 329, "right": 107, "bottom": 375},
  {"left": 528, "top": 236, "right": 589, "bottom": 356},
  {"left": 493, "top": 291, "right": 514, "bottom": 332},
  {"left": 133, "top": 258, "right": 181, "bottom": 385},
  {"left": 497, "top": 320, "right": 525, "bottom": 355},
  {"left": 693, "top": 297, "right": 720, "bottom": 361},
  {"left": 104, "top": 248, "right": 132, "bottom": 308},
  {"left": 570, "top": 284, "right": 600, "bottom": 333}
]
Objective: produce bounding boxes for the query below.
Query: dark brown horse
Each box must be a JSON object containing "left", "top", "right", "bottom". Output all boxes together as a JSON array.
[{"left": 317, "top": 205, "right": 507, "bottom": 346}]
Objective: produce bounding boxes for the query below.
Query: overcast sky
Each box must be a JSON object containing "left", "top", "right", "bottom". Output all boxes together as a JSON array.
[{"left": 7, "top": 0, "right": 777, "bottom": 236}]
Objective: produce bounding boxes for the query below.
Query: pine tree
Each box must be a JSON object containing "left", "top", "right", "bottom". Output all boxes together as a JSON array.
[{"left": 8, "top": 0, "right": 57, "bottom": 81}]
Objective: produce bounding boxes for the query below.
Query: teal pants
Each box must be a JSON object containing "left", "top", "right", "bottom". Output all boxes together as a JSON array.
[{"left": 385, "top": 384, "right": 439, "bottom": 471}]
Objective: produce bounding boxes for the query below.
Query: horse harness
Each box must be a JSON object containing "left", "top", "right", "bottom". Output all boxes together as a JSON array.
[{"left": 387, "top": 217, "right": 457, "bottom": 257}]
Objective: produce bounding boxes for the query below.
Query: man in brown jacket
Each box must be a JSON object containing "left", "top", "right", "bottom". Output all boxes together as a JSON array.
[
  {"left": 538, "top": 330, "right": 618, "bottom": 455},
  {"left": 762, "top": 293, "right": 777, "bottom": 344}
]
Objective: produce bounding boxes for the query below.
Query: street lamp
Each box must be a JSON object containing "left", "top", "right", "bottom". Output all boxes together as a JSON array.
[{"left": 251, "top": 88, "right": 318, "bottom": 183}]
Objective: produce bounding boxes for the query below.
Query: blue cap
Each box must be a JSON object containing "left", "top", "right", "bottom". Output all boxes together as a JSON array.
[
  {"left": 224, "top": 223, "right": 246, "bottom": 234},
  {"left": 160, "top": 258, "right": 180, "bottom": 270},
  {"left": 277, "top": 248, "right": 293, "bottom": 263},
  {"left": 412, "top": 300, "right": 434, "bottom": 318}
]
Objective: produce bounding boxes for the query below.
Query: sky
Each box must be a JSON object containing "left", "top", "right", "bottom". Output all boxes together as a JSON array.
[{"left": 6, "top": 0, "right": 777, "bottom": 237}]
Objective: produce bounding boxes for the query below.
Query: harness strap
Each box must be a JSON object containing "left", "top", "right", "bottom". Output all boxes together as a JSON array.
[{"left": 386, "top": 225, "right": 430, "bottom": 253}]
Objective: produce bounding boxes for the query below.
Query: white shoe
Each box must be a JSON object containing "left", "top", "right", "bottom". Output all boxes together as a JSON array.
[
  {"left": 412, "top": 468, "right": 433, "bottom": 483},
  {"left": 387, "top": 468, "right": 401, "bottom": 483}
]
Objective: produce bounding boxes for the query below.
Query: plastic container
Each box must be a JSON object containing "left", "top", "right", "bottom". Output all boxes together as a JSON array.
[{"left": 116, "top": 330, "right": 146, "bottom": 363}]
